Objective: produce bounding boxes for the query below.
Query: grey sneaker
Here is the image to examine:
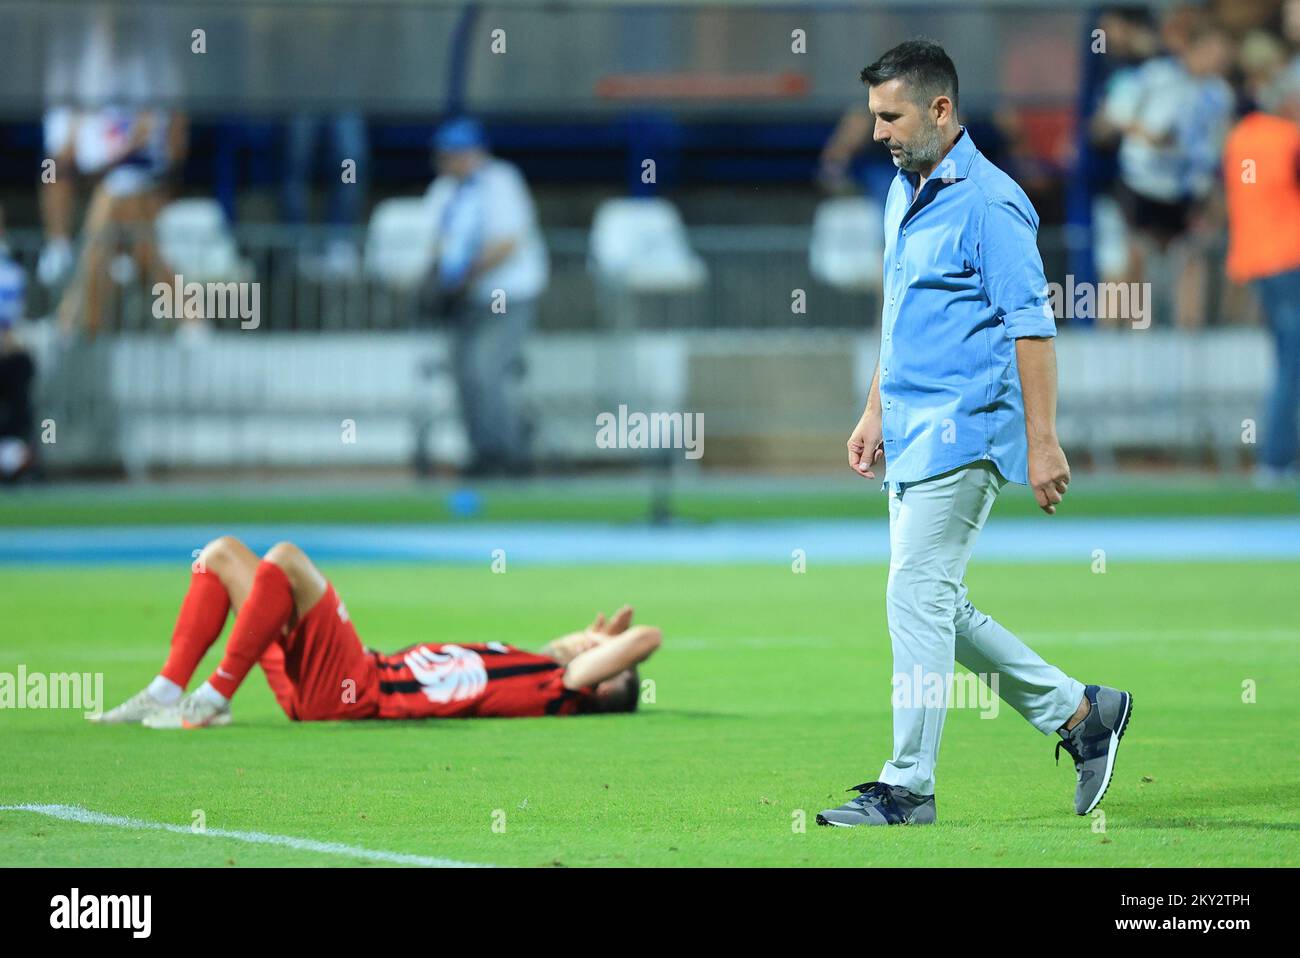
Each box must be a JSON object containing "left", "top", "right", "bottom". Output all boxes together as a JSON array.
[
  {"left": 1055, "top": 684, "right": 1133, "bottom": 815},
  {"left": 816, "top": 782, "right": 936, "bottom": 827}
]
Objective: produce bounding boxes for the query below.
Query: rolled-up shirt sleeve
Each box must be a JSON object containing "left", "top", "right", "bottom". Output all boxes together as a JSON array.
[{"left": 981, "top": 198, "right": 1056, "bottom": 339}]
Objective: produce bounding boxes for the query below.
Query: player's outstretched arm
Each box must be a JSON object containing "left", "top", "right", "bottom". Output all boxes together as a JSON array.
[{"left": 562, "top": 625, "right": 661, "bottom": 690}]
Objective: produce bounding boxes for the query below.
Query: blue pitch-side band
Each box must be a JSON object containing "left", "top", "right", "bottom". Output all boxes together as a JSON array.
[{"left": 0, "top": 518, "right": 1297, "bottom": 566}]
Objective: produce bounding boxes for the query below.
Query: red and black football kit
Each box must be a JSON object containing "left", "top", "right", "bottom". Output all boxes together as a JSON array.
[{"left": 257, "top": 581, "right": 595, "bottom": 720}]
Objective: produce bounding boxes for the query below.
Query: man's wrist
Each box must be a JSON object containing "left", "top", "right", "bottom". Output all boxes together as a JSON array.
[{"left": 1027, "top": 428, "right": 1059, "bottom": 449}]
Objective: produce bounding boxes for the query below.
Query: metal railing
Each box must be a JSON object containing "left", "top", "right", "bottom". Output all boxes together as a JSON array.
[{"left": 4, "top": 219, "right": 1242, "bottom": 335}]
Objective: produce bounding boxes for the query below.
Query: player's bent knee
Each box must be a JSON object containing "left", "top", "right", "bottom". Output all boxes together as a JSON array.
[
  {"left": 263, "top": 541, "right": 327, "bottom": 613},
  {"left": 199, "top": 535, "right": 244, "bottom": 571},
  {"left": 263, "top": 541, "right": 305, "bottom": 571}
]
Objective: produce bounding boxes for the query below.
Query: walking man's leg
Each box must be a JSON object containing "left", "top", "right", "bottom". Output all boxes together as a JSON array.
[
  {"left": 819, "top": 460, "right": 1131, "bottom": 825},
  {"left": 878, "top": 463, "right": 1001, "bottom": 794},
  {"left": 943, "top": 482, "right": 1133, "bottom": 816},
  {"left": 819, "top": 462, "right": 1000, "bottom": 827},
  {"left": 953, "top": 588, "right": 1084, "bottom": 737}
]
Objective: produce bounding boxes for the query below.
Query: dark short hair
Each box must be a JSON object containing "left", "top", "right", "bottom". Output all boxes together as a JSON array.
[
  {"left": 860, "top": 38, "right": 959, "bottom": 113},
  {"left": 580, "top": 668, "right": 640, "bottom": 714}
]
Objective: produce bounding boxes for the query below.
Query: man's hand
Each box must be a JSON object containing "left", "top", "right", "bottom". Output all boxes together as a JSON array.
[
  {"left": 1028, "top": 440, "right": 1070, "bottom": 515},
  {"left": 847, "top": 410, "right": 884, "bottom": 479},
  {"left": 1015, "top": 336, "right": 1066, "bottom": 515},
  {"left": 586, "top": 605, "right": 634, "bottom": 638},
  {"left": 538, "top": 605, "right": 636, "bottom": 664}
]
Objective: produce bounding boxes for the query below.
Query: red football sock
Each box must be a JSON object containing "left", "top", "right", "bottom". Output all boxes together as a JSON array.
[
  {"left": 259, "top": 643, "right": 297, "bottom": 717},
  {"left": 208, "top": 561, "right": 295, "bottom": 700},
  {"left": 160, "top": 569, "right": 231, "bottom": 687}
]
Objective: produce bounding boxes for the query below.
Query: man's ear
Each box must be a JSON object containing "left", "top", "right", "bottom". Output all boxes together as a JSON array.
[{"left": 931, "top": 95, "right": 955, "bottom": 126}]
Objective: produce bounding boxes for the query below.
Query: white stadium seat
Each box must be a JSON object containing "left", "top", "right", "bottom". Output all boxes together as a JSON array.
[
  {"left": 809, "top": 196, "right": 884, "bottom": 291},
  {"left": 588, "top": 197, "right": 706, "bottom": 292},
  {"left": 155, "top": 199, "right": 251, "bottom": 284},
  {"left": 364, "top": 198, "right": 438, "bottom": 288}
]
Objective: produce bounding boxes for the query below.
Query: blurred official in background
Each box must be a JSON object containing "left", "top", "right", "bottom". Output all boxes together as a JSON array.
[{"left": 424, "top": 118, "right": 549, "bottom": 478}]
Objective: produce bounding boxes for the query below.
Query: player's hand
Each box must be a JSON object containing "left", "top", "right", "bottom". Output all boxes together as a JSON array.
[
  {"left": 603, "top": 605, "right": 634, "bottom": 635},
  {"left": 847, "top": 411, "right": 884, "bottom": 479},
  {"left": 587, "top": 605, "right": 634, "bottom": 637},
  {"left": 1028, "top": 440, "right": 1070, "bottom": 515}
]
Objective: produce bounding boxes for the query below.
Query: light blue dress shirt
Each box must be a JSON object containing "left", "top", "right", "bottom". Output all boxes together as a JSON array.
[{"left": 878, "top": 127, "right": 1056, "bottom": 491}]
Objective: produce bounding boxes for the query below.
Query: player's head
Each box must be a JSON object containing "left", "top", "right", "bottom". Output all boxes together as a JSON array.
[
  {"left": 861, "top": 38, "right": 959, "bottom": 174},
  {"left": 433, "top": 117, "right": 489, "bottom": 178},
  {"left": 581, "top": 667, "right": 640, "bottom": 714}
]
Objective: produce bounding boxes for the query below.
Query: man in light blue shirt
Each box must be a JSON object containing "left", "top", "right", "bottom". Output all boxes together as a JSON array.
[
  {"left": 875, "top": 114, "right": 1057, "bottom": 490},
  {"left": 816, "top": 40, "right": 1133, "bottom": 829}
]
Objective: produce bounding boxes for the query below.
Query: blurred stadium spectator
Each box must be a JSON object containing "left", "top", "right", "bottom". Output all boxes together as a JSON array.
[
  {"left": 1224, "top": 33, "right": 1300, "bottom": 484},
  {"left": 54, "top": 102, "right": 188, "bottom": 337},
  {"left": 423, "top": 118, "right": 549, "bottom": 477},
  {"left": 0, "top": 211, "right": 35, "bottom": 482},
  {"left": 1285, "top": 0, "right": 1300, "bottom": 76},
  {"left": 1087, "top": 6, "right": 1160, "bottom": 288},
  {"left": 283, "top": 112, "right": 370, "bottom": 279},
  {"left": 38, "top": 105, "right": 79, "bottom": 289},
  {"left": 0, "top": 1, "right": 1294, "bottom": 479},
  {"left": 1096, "top": 10, "right": 1234, "bottom": 328}
]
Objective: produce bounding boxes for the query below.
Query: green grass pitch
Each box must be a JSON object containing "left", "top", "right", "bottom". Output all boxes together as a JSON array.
[{"left": 2, "top": 560, "right": 1297, "bottom": 867}]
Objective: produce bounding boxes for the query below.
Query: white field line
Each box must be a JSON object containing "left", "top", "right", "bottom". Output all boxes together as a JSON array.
[
  {"left": 669, "top": 629, "right": 1298, "bottom": 651},
  {"left": 0, "top": 803, "right": 491, "bottom": 868}
]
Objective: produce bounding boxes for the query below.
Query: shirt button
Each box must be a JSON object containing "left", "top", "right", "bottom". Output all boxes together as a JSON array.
[{"left": 895, "top": 263, "right": 901, "bottom": 270}]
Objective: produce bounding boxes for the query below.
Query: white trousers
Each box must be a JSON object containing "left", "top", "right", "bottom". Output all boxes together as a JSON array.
[{"left": 878, "top": 460, "right": 1085, "bottom": 795}]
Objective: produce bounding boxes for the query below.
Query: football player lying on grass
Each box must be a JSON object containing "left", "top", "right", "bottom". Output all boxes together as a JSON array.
[{"left": 91, "top": 536, "right": 661, "bottom": 728}]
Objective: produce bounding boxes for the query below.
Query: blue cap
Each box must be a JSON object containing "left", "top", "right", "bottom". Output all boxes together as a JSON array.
[{"left": 433, "top": 118, "right": 487, "bottom": 152}]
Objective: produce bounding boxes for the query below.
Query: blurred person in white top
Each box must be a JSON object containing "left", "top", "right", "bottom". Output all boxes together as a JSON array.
[
  {"left": 424, "top": 118, "right": 549, "bottom": 477},
  {"left": 54, "top": 46, "right": 188, "bottom": 338},
  {"left": 1098, "top": 11, "right": 1233, "bottom": 328},
  {"left": 0, "top": 208, "right": 36, "bottom": 481}
]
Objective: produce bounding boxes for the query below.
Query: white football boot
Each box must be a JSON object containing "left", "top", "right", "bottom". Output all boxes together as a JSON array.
[
  {"left": 87, "top": 688, "right": 173, "bottom": 725},
  {"left": 144, "top": 691, "right": 232, "bottom": 729}
]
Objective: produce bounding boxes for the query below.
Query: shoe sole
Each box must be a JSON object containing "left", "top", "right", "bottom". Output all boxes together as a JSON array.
[
  {"left": 815, "top": 815, "right": 850, "bottom": 828},
  {"left": 1079, "top": 692, "right": 1133, "bottom": 816},
  {"left": 814, "top": 813, "right": 933, "bottom": 827},
  {"left": 146, "top": 712, "right": 232, "bottom": 730},
  {"left": 180, "top": 713, "right": 232, "bottom": 729}
]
